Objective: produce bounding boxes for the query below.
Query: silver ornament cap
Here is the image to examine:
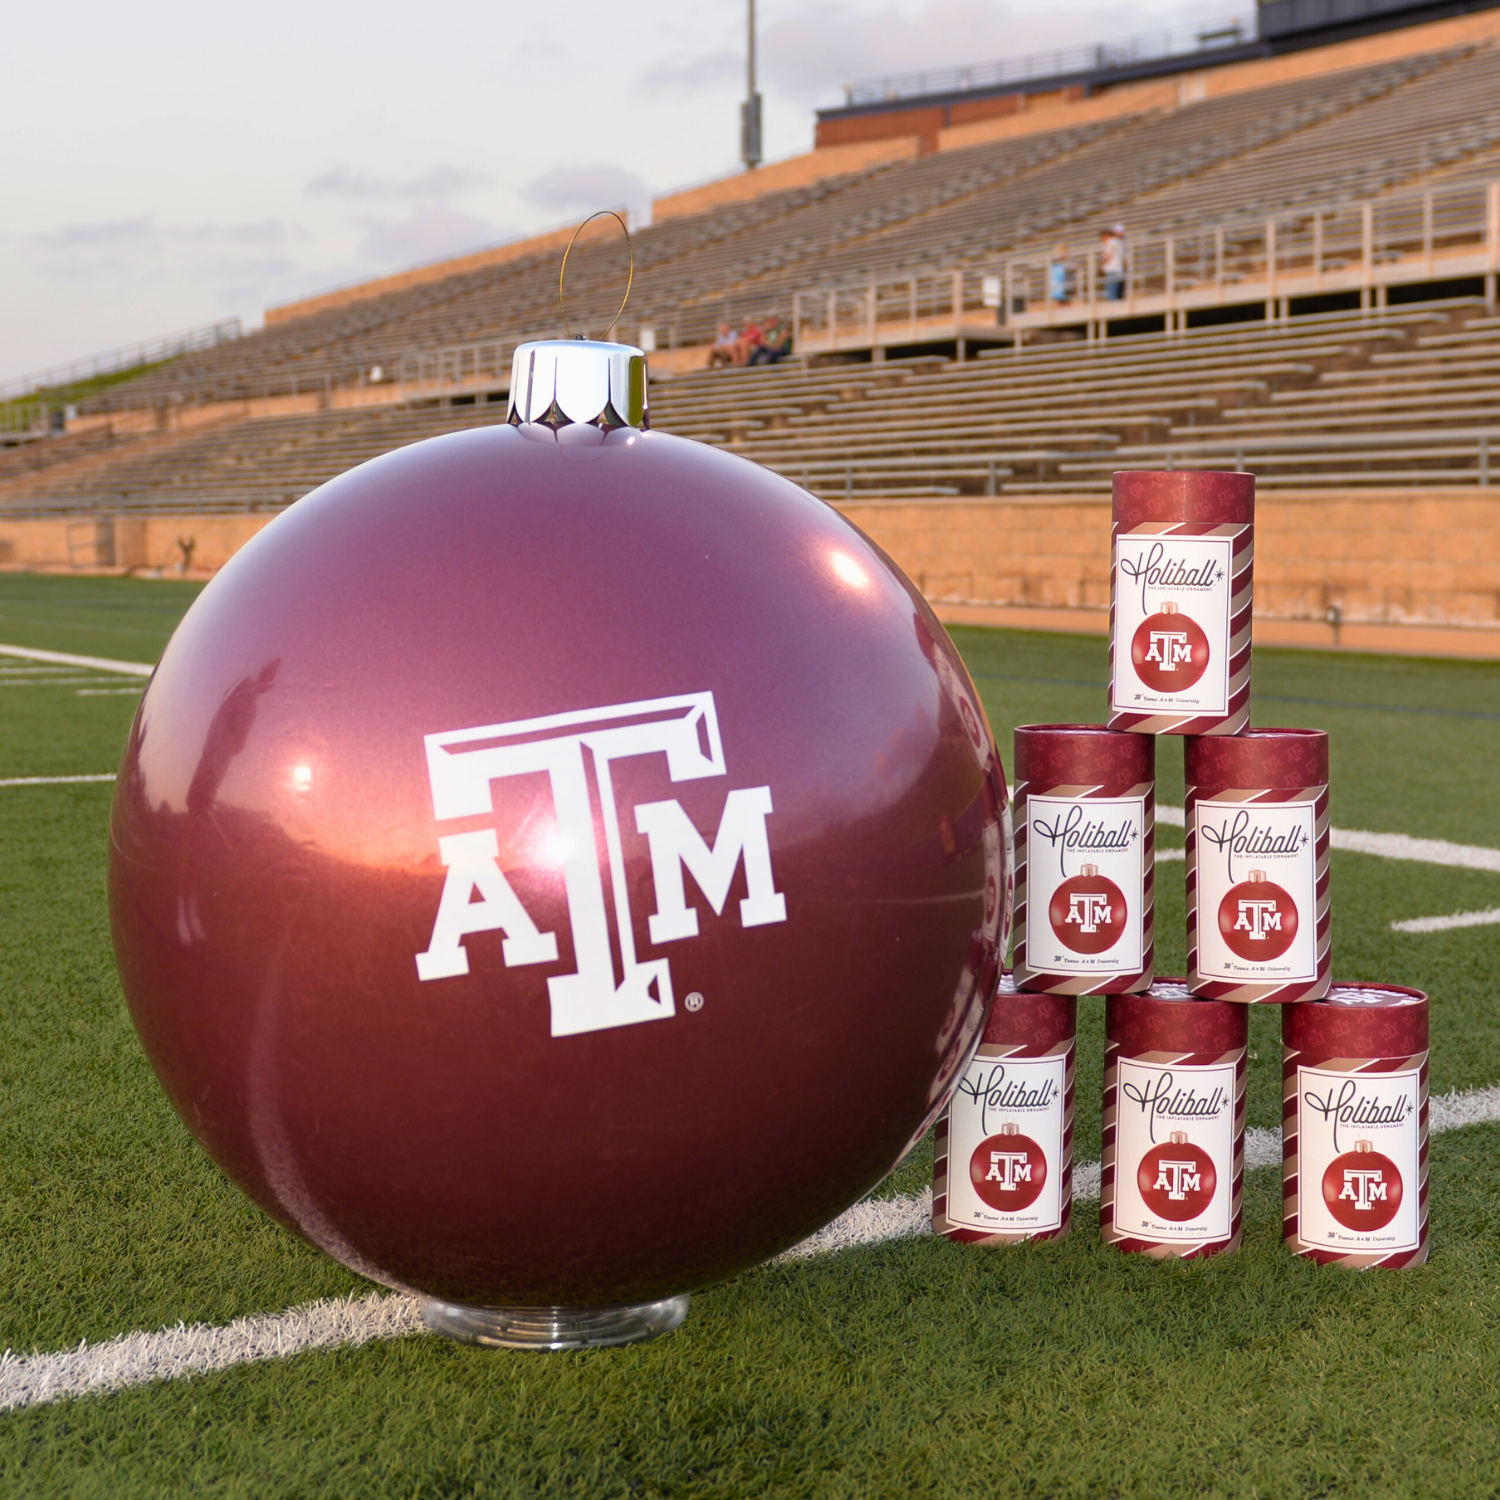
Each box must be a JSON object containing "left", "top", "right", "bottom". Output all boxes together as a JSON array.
[{"left": 507, "top": 339, "right": 648, "bottom": 430}]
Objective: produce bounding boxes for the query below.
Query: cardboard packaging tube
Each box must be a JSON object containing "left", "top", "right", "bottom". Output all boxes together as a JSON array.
[
  {"left": 1282, "top": 984, "right": 1429, "bottom": 1267},
  {"left": 1013, "top": 724, "right": 1155, "bottom": 994},
  {"left": 1101, "top": 980, "right": 1247, "bottom": 1258},
  {"left": 934, "top": 975, "right": 1075, "bottom": 1244},
  {"left": 1187, "top": 728, "right": 1330, "bottom": 1003},
  {"left": 1109, "top": 470, "right": 1254, "bottom": 736}
]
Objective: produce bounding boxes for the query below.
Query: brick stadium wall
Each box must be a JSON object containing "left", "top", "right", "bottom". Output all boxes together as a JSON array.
[
  {"left": 1, "top": 492, "right": 1496, "bottom": 658},
  {"left": 835, "top": 490, "right": 1500, "bottom": 659},
  {"left": 0, "top": 515, "right": 271, "bottom": 577}
]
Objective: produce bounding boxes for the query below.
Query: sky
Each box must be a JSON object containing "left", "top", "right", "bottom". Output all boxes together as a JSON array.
[{"left": 0, "top": 0, "right": 1215, "bottom": 384}]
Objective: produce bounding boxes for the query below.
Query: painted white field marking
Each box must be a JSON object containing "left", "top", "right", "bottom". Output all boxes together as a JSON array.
[
  {"left": 0, "top": 1291, "right": 423, "bottom": 1413},
  {"left": 1393, "top": 907, "right": 1500, "bottom": 934},
  {"left": 776, "top": 1190, "right": 934, "bottom": 1260},
  {"left": 0, "top": 644, "right": 153, "bottom": 678},
  {"left": 0, "top": 677, "right": 107, "bottom": 687},
  {"left": 0, "top": 774, "right": 116, "bottom": 788},
  {"left": 1160, "top": 805, "right": 1500, "bottom": 874},
  {"left": 6, "top": 1086, "right": 1496, "bottom": 1411},
  {"left": 75, "top": 688, "right": 144, "bottom": 697},
  {"left": 1157, "top": 848, "right": 1185, "bottom": 862}
]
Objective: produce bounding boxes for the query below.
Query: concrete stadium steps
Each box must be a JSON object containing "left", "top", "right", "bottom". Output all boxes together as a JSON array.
[
  {"left": 6, "top": 299, "right": 1496, "bottom": 519},
  {"left": 66, "top": 37, "right": 1500, "bottom": 417},
  {"left": 0, "top": 402, "right": 506, "bottom": 514},
  {"left": 647, "top": 298, "right": 1496, "bottom": 496}
]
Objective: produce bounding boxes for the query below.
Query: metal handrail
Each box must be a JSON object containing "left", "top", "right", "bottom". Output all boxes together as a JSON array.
[
  {"left": 789, "top": 174, "right": 1500, "bottom": 349},
  {"left": 842, "top": 14, "right": 1253, "bottom": 106},
  {"left": 0, "top": 318, "right": 243, "bottom": 403}
]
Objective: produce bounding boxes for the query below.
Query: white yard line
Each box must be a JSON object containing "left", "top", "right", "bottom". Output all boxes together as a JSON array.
[
  {"left": 75, "top": 688, "right": 144, "bottom": 697},
  {"left": 1159, "top": 805, "right": 1500, "bottom": 874},
  {"left": 1393, "top": 907, "right": 1500, "bottom": 934},
  {"left": 4, "top": 1085, "right": 1497, "bottom": 1412},
  {"left": 0, "top": 1293, "right": 422, "bottom": 1414},
  {"left": 0, "top": 774, "right": 116, "bottom": 788},
  {"left": 0, "top": 644, "right": 154, "bottom": 678}
]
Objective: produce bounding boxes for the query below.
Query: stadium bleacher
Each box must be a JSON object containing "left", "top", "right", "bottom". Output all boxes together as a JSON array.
[
  {"left": 40, "top": 21, "right": 1500, "bottom": 416},
  {"left": 1, "top": 8, "right": 1499, "bottom": 526},
  {"left": 3, "top": 297, "right": 1495, "bottom": 516}
]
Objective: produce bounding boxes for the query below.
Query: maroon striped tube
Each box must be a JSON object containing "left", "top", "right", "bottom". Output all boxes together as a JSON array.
[
  {"left": 1101, "top": 981, "right": 1247, "bottom": 1258},
  {"left": 1012, "top": 725, "right": 1154, "bottom": 994},
  {"left": 934, "top": 976, "right": 1075, "bottom": 1244},
  {"left": 1187, "top": 729, "right": 1330, "bottom": 1004},
  {"left": 1108, "top": 471, "right": 1254, "bottom": 736},
  {"left": 1282, "top": 985, "right": 1429, "bottom": 1268}
]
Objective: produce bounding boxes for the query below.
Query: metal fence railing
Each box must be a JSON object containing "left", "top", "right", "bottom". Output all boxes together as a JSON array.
[
  {"left": 842, "top": 15, "right": 1254, "bottom": 105},
  {"left": 789, "top": 175, "right": 1500, "bottom": 351},
  {"left": 0, "top": 318, "right": 243, "bottom": 404}
]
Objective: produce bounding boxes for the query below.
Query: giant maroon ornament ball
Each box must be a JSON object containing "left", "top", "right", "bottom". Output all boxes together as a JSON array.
[{"left": 108, "top": 342, "right": 1008, "bottom": 1314}]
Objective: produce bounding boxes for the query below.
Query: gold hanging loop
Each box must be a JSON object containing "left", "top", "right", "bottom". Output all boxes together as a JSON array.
[{"left": 558, "top": 210, "right": 634, "bottom": 341}]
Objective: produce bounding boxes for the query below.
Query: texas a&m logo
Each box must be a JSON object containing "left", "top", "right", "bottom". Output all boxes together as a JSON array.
[
  {"left": 414, "top": 692, "right": 786, "bottom": 1038},
  {"left": 1236, "top": 898, "right": 1281, "bottom": 940},
  {"left": 1069, "top": 892, "right": 1113, "bottom": 933},
  {"left": 1147, "top": 630, "right": 1191, "bottom": 670}
]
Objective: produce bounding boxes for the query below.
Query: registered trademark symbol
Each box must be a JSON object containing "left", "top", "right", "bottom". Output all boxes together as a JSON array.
[{"left": 685, "top": 992, "right": 705, "bottom": 1012}]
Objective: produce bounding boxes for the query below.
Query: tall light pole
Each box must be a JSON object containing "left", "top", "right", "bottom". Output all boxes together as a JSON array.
[{"left": 740, "top": 0, "right": 762, "bottom": 170}]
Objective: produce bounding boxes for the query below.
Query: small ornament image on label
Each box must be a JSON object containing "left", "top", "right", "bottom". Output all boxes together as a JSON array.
[
  {"left": 1130, "top": 602, "right": 1209, "bottom": 693},
  {"left": 1112, "top": 534, "right": 1234, "bottom": 716},
  {"left": 970, "top": 1123, "right": 1047, "bottom": 1212},
  {"left": 1218, "top": 869, "right": 1298, "bottom": 962},
  {"left": 1137, "top": 1131, "right": 1217, "bottom": 1222},
  {"left": 946, "top": 1052, "right": 1066, "bottom": 1234},
  {"left": 1049, "top": 864, "right": 1128, "bottom": 955},
  {"left": 1297, "top": 1065, "right": 1420, "bottom": 1253},
  {"left": 1113, "top": 1057, "right": 1236, "bottom": 1242},
  {"left": 1026, "top": 794, "right": 1145, "bottom": 976},
  {"left": 1321, "top": 1140, "right": 1403, "bottom": 1232},
  {"left": 1194, "top": 798, "right": 1317, "bottom": 983}
]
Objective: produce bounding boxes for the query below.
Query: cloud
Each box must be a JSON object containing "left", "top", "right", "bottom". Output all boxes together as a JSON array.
[
  {"left": 306, "top": 165, "right": 487, "bottom": 200},
  {"left": 638, "top": 49, "right": 742, "bottom": 94},
  {"left": 306, "top": 167, "right": 383, "bottom": 199},
  {"left": 356, "top": 206, "right": 500, "bottom": 267},
  {"left": 35, "top": 216, "right": 157, "bottom": 250},
  {"left": 522, "top": 163, "right": 650, "bottom": 214},
  {"left": 34, "top": 217, "right": 286, "bottom": 254}
]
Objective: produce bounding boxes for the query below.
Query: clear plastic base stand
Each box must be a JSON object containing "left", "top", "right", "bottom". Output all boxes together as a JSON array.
[{"left": 421, "top": 1294, "right": 691, "bottom": 1351}]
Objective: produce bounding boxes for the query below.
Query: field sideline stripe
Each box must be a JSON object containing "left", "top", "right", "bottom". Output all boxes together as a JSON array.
[
  {"left": 0, "top": 644, "right": 154, "bottom": 678},
  {"left": 1158, "top": 805, "right": 1500, "bottom": 873},
  {"left": 1393, "top": 907, "right": 1500, "bottom": 934},
  {"left": 0, "top": 774, "right": 116, "bottom": 788},
  {"left": 3, "top": 1085, "right": 1498, "bottom": 1413}
]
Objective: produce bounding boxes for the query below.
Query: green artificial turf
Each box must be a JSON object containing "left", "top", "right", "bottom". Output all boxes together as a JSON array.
[{"left": 1, "top": 577, "right": 1498, "bottom": 1499}]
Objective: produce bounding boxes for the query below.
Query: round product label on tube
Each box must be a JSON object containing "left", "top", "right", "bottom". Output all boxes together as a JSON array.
[
  {"left": 1025, "top": 793, "right": 1146, "bottom": 975},
  {"left": 1194, "top": 797, "right": 1318, "bottom": 983},
  {"left": 945, "top": 1052, "right": 1066, "bottom": 1236},
  {"left": 1111, "top": 537, "right": 1233, "bottom": 717},
  {"left": 1112, "top": 1057, "right": 1236, "bottom": 1243},
  {"left": 1295, "top": 1064, "right": 1422, "bottom": 1255}
]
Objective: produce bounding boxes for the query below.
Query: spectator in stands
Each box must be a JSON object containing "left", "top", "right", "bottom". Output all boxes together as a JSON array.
[
  {"left": 1101, "top": 224, "right": 1128, "bottom": 301},
  {"left": 733, "top": 317, "right": 765, "bottom": 367},
  {"left": 709, "top": 322, "right": 738, "bottom": 368},
  {"left": 1048, "top": 243, "right": 1075, "bottom": 305},
  {"left": 750, "top": 314, "right": 793, "bottom": 365}
]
